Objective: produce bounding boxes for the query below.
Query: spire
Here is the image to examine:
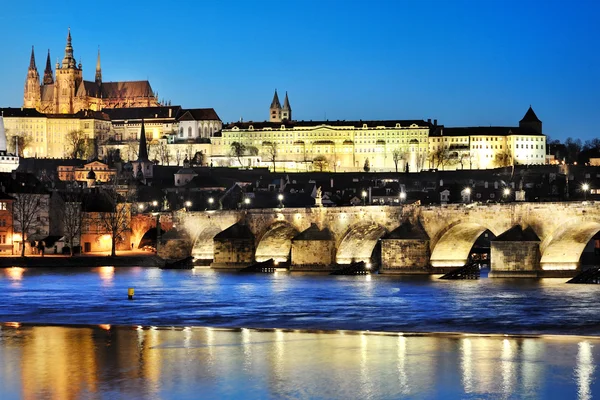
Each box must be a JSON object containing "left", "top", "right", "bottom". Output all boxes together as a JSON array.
[
  {"left": 520, "top": 106, "right": 541, "bottom": 123},
  {"left": 138, "top": 120, "right": 149, "bottom": 162},
  {"left": 283, "top": 91, "right": 291, "bottom": 111},
  {"left": 29, "top": 46, "right": 37, "bottom": 70},
  {"left": 95, "top": 47, "right": 102, "bottom": 84},
  {"left": 62, "top": 27, "right": 76, "bottom": 69},
  {"left": 43, "top": 49, "right": 54, "bottom": 85},
  {"left": 270, "top": 89, "right": 281, "bottom": 108}
]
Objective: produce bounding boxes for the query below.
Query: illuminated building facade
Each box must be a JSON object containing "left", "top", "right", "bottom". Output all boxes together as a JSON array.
[{"left": 23, "top": 29, "right": 159, "bottom": 114}]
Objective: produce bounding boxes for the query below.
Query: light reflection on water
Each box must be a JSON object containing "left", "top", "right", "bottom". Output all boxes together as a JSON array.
[
  {"left": 1, "top": 267, "right": 600, "bottom": 335},
  {"left": 0, "top": 325, "right": 598, "bottom": 400}
]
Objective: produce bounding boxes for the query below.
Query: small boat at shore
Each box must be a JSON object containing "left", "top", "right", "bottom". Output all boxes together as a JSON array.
[{"left": 161, "top": 256, "right": 194, "bottom": 270}]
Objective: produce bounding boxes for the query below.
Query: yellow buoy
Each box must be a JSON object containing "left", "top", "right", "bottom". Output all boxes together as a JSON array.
[{"left": 128, "top": 288, "right": 135, "bottom": 300}]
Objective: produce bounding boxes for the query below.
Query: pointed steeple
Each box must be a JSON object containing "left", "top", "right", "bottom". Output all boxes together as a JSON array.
[
  {"left": 520, "top": 106, "right": 541, "bottom": 123},
  {"left": 519, "top": 106, "right": 543, "bottom": 134},
  {"left": 95, "top": 47, "right": 102, "bottom": 84},
  {"left": 270, "top": 89, "right": 281, "bottom": 108},
  {"left": 283, "top": 91, "right": 291, "bottom": 110},
  {"left": 29, "top": 46, "right": 37, "bottom": 70},
  {"left": 43, "top": 49, "right": 54, "bottom": 85},
  {"left": 138, "top": 120, "right": 149, "bottom": 162},
  {"left": 62, "top": 27, "right": 76, "bottom": 69}
]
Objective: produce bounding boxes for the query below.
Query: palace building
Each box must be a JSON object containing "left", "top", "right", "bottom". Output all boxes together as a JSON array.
[{"left": 23, "top": 29, "right": 159, "bottom": 114}]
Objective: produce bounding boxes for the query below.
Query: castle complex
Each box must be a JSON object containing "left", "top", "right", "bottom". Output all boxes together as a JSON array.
[
  {"left": 6, "top": 32, "right": 547, "bottom": 171},
  {"left": 24, "top": 29, "right": 159, "bottom": 114}
]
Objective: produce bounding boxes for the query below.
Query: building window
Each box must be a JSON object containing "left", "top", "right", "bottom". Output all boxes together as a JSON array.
[
  {"left": 0, "top": 202, "right": 6, "bottom": 210},
  {"left": 188, "top": 127, "right": 192, "bottom": 138}
]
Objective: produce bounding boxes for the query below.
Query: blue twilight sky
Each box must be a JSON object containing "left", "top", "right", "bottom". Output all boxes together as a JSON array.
[{"left": 0, "top": 0, "right": 598, "bottom": 141}]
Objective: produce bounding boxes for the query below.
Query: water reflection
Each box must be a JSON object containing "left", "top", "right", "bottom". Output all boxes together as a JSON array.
[{"left": 0, "top": 325, "right": 598, "bottom": 399}]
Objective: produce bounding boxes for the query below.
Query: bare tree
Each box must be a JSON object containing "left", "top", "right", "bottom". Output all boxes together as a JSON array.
[
  {"left": 363, "top": 158, "right": 370, "bottom": 172},
  {"left": 230, "top": 142, "right": 246, "bottom": 167},
  {"left": 392, "top": 148, "right": 406, "bottom": 173},
  {"left": 58, "top": 190, "right": 84, "bottom": 256},
  {"left": 66, "top": 130, "right": 87, "bottom": 159},
  {"left": 313, "top": 155, "right": 328, "bottom": 172},
  {"left": 98, "top": 186, "right": 132, "bottom": 257},
  {"left": 6, "top": 129, "right": 32, "bottom": 157},
  {"left": 12, "top": 191, "right": 46, "bottom": 257},
  {"left": 263, "top": 141, "right": 278, "bottom": 172},
  {"left": 156, "top": 141, "right": 172, "bottom": 165},
  {"left": 495, "top": 147, "right": 513, "bottom": 168}
]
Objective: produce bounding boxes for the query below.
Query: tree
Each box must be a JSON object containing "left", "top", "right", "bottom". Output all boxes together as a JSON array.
[
  {"left": 392, "top": 149, "right": 406, "bottom": 173},
  {"left": 565, "top": 137, "right": 582, "bottom": 164},
  {"left": 156, "top": 141, "right": 172, "bottom": 165},
  {"left": 495, "top": 147, "right": 513, "bottom": 168},
  {"left": 58, "top": 191, "right": 84, "bottom": 256},
  {"left": 263, "top": 141, "right": 278, "bottom": 172},
  {"left": 66, "top": 130, "right": 87, "bottom": 159},
  {"left": 6, "top": 129, "right": 32, "bottom": 157},
  {"left": 12, "top": 191, "right": 47, "bottom": 257},
  {"left": 98, "top": 184, "right": 132, "bottom": 257},
  {"left": 363, "top": 158, "right": 370, "bottom": 172},
  {"left": 313, "top": 155, "right": 328, "bottom": 172},
  {"left": 191, "top": 151, "right": 204, "bottom": 167},
  {"left": 230, "top": 141, "right": 246, "bottom": 167}
]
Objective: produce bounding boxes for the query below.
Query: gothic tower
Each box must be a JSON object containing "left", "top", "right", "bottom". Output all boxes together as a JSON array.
[
  {"left": 43, "top": 50, "right": 54, "bottom": 85},
  {"left": 95, "top": 47, "right": 102, "bottom": 85},
  {"left": 519, "top": 106, "right": 542, "bottom": 134},
  {"left": 23, "top": 46, "right": 41, "bottom": 109},
  {"left": 281, "top": 91, "right": 292, "bottom": 121},
  {"left": 54, "top": 28, "right": 83, "bottom": 114},
  {"left": 132, "top": 120, "right": 153, "bottom": 182},
  {"left": 270, "top": 89, "right": 282, "bottom": 122}
]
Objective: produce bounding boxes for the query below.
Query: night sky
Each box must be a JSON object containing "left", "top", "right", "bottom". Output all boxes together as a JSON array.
[{"left": 0, "top": 0, "right": 598, "bottom": 140}]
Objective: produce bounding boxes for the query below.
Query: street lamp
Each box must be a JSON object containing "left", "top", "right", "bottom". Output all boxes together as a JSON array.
[
  {"left": 208, "top": 197, "right": 214, "bottom": 209},
  {"left": 184, "top": 200, "right": 192, "bottom": 210},
  {"left": 277, "top": 194, "right": 284, "bottom": 208},
  {"left": 362, "top": 190, "right": 367, "bottom": 205},
  {"left": 399, "top": 192, "right": 406, "bottom": 203},
  {"left": 152, "top": 200, "right": 158, "bottom": 208},
  {"left": 503, "top": 188, "right": 511, "bottom": 202},
  {"left": 582, "top": 183, "right": 590, "bottom": 200},
  {"left": 464, "top": 187, "right": 471, "bottom": 203},
  {"left": 244, "top": 197, "right": 251, "bottom": 208}
]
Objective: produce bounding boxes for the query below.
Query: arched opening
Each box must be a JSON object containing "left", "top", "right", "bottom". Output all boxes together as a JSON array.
[
  {"left": 541, "top": 220, "right": 600, "bottom": 270},
  {"left": 469, "top": 229, "right": 496, "bottom": 272},
  {"left": 191, "top": 225, "right": 223, "bottom": 261},
  {"left": 255, "top": 223, "right": 299, "bottom": 263},
  {"left": 430, "top": 222, "right": 495, "bottom": 268},
  {"left": 137, "top": 227, "right": 166, "bottom": 251},
  {"left": 336, "top": 222, "right": 387, "bottom": 265},
  {"left": 580, "top": 232, "right": 600, "bottom": 268}
]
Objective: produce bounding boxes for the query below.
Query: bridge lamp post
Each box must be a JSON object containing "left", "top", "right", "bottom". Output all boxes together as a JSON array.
[
  {"left": 503, "top": 188, "right": 511, "bottom": 202},
  {"left": 207, "top": 197, "right": 214, "bottom": 210},
  {"left": 464, "top": 187, "right": 471, "bottom": 203},
  {"left": 184, "top": 200, "right": 192, "bottom": 211},
  {"left": 399, "top": 192, "right": 406, "bottom": 204},
  {"left": 244, "top": 197, "right": 251, "bottom": 209},
  {"left": 362, "top": 190, "right": 367, "bottom": 205},
  {"left": 582, "top": 183, "right": 590, "bottom": 200},
  {"left": 278, "top": 194, "right": 284, "bottom": 208}
]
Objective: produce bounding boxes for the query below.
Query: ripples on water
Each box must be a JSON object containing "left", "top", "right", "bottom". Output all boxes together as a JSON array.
[{"left": 1, "top": 267, "right": 599, "bottom": 335}]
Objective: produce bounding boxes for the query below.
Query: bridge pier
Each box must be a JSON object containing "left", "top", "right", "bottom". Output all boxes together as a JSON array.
[
  {"left": 290, "top": 224, "right": 336, "bottom": 271},
  {"left": 380, "top": 222, "right": 432, "bottom": 274},
  {"left": 212, "top": 223, "right": 255, "bottom": 269},
  {"left": 489, "top": 226, "right": 542, "bottom": 278}
]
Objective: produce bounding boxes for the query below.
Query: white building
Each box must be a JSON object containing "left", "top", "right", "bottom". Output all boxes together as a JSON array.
[{"left": 0, "top": 112, "right": 20, "bottom": 173}]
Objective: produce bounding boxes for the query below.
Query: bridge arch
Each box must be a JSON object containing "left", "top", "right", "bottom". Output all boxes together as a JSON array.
[
  {"left": 191, "top": 224, "right": 225, "bottom": 261},
  {"left": 430, "top": 221, "right": 501, "bottom": 268},
  {"left": 540, "top": 217, "right": 600, "bottom": 270},
  {"left": 255, "top": 221, "right": 300, "bottom": 262},
  {"left": 336, "top": 222, "right": 388, "bottom": 264}
]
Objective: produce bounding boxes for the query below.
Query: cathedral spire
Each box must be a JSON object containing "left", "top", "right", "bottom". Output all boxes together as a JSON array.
[
  {"left": 283, "top": 91, "right": 291, "bottom": 110},
  {"left": 29, "top": 46, "right": 37, "bottom": 70},
  {"left": 62, "top": 27, "right": 76, "bottom": 69},
  {"left": 270, "top": 89, "right": 281, "bottom": 108},
  {"left": 95, "top": 47, "right": 102, "bottom": 84},
  {"left": 282, "top": 91, "right": 292, "bottom": 121},
  {"left": 138, "top": 120, "right": 149, "bottom": 162},
  {"left": 43, "top": 49, "right": 54, "bottom": 85}
]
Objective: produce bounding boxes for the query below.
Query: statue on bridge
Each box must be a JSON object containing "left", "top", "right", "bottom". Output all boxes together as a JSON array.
[{"left": 315, "top": 186, "right": 323, "bottom": 207}]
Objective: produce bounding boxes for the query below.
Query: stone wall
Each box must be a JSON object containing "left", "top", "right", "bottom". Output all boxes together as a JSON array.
[
  {"left": 380, "top": 239, "right": 431, "bottom": 274},
  {"left": 291, "top": 240, "right": 335, "bottom": 270},
  {"left": 490, "top": 241, "right": 541, "bottom": 277},
  {"left": 213, "top": 238, "right": 254, "bottom": 267}
]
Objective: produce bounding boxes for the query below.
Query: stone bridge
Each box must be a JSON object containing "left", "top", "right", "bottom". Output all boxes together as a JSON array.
[{"left": 170, "top": 202, "right": 600, "bottom": 276}]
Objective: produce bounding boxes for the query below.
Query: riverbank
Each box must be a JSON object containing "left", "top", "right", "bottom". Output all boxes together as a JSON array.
[{"left": 0, "top": 253, "right": 165, "bottom": 268}]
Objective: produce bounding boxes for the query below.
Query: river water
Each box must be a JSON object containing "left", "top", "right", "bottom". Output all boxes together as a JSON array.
[{"left": 1, "top": 267, "right": 600, "bottom": 399}]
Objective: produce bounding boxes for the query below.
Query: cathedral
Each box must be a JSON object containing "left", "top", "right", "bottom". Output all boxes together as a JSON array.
[{"left": 24, "top": 29, "right": 160, "bottom": 114}]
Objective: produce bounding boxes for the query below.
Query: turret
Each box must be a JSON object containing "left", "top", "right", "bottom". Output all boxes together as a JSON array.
[
  {"left": 95, "top": 47, "right": 102, "bottom": 84},
  {"left": 55, "top": 28, "right": 83, "bottom": 114},
  {"left": 62, "top": 27, "right": 76, "bottom": 69},
  {"left": 43, "top": 49, "right": 54, "bottom": 85},
  {"left": 282, "top": 91, "right": 292, "bottom": 121},
  {"left": 23, "top": 46, "right": 41, "bottom": 109},
  {"left": 138, "top": 120, "right": 149, "bottom": 162},
  {"left": 270, "top": 89, "right": 282, "bottom": 122},
  {"left": 519, "top": 106, "right": 542, "bottom": 134}
]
